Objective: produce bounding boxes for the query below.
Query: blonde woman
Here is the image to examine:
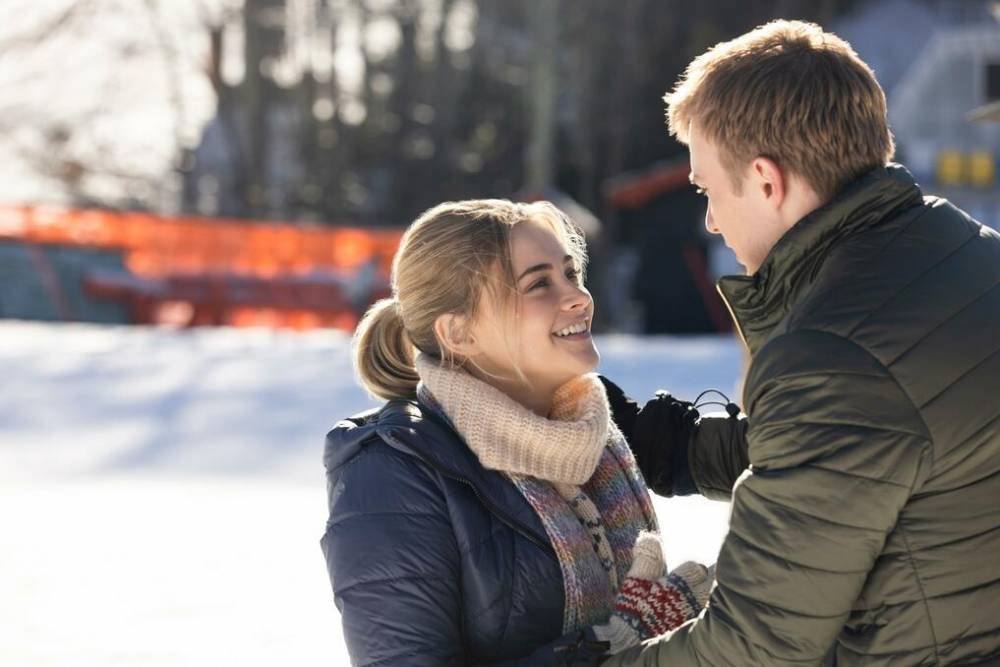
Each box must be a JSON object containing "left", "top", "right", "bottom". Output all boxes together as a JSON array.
[{"left": 321, "top": 200, "right": 713, "bottom": 666}]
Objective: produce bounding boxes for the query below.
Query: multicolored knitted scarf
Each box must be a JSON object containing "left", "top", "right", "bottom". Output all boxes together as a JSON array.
[
  {"left": 510, "top": 437, "right": 658, "bottom": 631},
  {"left": 415, "top": 354, "right": 658, "bottom": 633}
]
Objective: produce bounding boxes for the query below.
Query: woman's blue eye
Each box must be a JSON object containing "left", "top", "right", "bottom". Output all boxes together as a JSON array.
[{"left": 529, "top": 278, "right": 549, "bottom": 291}]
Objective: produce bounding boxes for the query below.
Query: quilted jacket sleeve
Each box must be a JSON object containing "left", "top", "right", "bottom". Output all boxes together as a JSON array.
[
  {"left": 602, "top": 330, "right": 932, "bottom": 666},
  {"left": 322, "top": 440, "right": 466, "bottom": 667}
]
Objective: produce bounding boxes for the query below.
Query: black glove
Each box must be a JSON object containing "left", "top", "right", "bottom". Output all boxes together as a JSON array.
[
  {"left": 631, "top": 391, "right": 699, "bottom": 497},
  {"left": 598, "top": 375, "right": 641, "bottom": 441}
]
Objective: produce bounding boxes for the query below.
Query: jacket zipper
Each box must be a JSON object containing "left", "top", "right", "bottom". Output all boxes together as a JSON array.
[
  {"left": 381, "top": 433, "right": 557, "bottom": 558},
  {"left": 452, "top": 473, "right": 557, "bottom": 558}
]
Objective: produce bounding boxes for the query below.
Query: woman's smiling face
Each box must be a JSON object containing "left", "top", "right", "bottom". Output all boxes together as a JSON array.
[{"left": 465, "top": 216, "right": 598, "bottom": 414}]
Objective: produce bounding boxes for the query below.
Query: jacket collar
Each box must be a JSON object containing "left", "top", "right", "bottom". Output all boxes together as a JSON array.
[{"left": 717, "top": 163, "right": 923, "bottom": 356}]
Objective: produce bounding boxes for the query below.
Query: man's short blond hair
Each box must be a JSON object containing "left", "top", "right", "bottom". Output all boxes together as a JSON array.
[{"left": 666, "top": 20, "right": 895, "bottom": 200}]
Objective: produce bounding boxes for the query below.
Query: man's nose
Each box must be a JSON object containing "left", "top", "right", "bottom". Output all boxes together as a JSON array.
[{"left": 705, "top": 208, "right": 720, "bottom": 235}]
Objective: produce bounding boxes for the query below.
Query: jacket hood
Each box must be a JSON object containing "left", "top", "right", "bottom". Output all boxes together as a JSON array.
[
  {"left": 324, "top": 399, "right": 551, "bottom": 547},
  {"left": 324, "top": 400, "right": 469, "bottom": 480}
]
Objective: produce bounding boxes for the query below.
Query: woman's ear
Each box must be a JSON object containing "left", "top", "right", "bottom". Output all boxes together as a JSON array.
[{"left": 434, "top": 313, "right": 478, "bottom": 358}]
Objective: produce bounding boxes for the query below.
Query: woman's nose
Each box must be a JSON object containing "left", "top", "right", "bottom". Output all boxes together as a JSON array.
[{"left": 563, "top": 284, "right": 591, "bottom": 311}]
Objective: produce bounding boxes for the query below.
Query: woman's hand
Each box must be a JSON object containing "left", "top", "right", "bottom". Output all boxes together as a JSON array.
[{"left": 594, "top": 532, "right": 713, "bottom": 653}]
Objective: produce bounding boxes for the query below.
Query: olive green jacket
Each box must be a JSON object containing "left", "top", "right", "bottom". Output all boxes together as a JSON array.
[{"left": 606, "top": 165, "right": 1000, "bottom": 666}]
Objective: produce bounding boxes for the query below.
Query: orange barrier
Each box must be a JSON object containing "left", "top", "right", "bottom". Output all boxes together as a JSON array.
[
  {"left": 0, "top": 204, "right": 403, "bottom": 278},
  {"left": 2, "top": 204, "right": 403, "bottom": 331},
  {"left": 82, "top": 269, "right": 389, "bottom": 331}
]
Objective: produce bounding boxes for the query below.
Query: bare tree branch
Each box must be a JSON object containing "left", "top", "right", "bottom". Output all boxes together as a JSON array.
[{"left": 0, "top": 0, "right": 97, "bottom": 54}]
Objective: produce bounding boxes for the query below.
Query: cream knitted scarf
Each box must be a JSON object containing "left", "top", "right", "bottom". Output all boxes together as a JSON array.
[
  {"left": 415, "top": 353, "right": 658, "bottom": 632},
  {"left": 414, "top": 353, "right": 609, "bottom": 485}
]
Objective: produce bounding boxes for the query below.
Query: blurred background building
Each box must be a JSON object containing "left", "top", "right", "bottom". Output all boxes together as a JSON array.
[
  {"left": 837, "top": 0, "right": 1000, "bottom": 231},
  {"left": 1, "top": 0, "right": 997, "bottom": 333}
]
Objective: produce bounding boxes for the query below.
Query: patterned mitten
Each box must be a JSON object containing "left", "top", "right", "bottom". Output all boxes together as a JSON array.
[{"left": 593, "top": 532, "right": 713, "bottom": 653}]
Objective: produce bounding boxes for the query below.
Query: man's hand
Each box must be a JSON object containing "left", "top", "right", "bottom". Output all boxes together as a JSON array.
[
  {"left": 632, "top": 391, "right": 699, "bottom": 496},
  {"left": 598, "top": 375, "right": 641, "bottom": 440},
  {"left": 599, "top": 377, "right": 709, "bottom": 496}
]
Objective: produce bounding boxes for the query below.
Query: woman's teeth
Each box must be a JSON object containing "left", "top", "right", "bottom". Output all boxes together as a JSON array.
[{"left": 554, "top": 321, "right": 588, "bottom": 337}]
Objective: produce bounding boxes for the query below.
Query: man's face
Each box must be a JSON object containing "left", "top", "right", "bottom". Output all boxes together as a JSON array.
[{"left": 688, "top": 123, "right": 785, "bottom": 276}]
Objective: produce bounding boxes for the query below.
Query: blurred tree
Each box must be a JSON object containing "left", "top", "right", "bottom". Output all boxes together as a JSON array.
[
  {"left": 524, "top": 0, "right": 558, "bottom": 191},
  {"left": 242, "top": 0, "right": 287, "bottom": 215},
  {"left": 0, "top": 0, "right": 866, "bottom": 227},
  {"left": 0, "top": 0, "right": 216, "bottom": 210}
]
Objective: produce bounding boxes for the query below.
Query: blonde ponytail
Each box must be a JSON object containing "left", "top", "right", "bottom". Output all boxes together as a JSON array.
[{"left": 354, "top": 298, "right": 420, "bottom": 400}]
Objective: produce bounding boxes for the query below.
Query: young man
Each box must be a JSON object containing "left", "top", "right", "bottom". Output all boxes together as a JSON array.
[{"left": 604, "top": 20, "right": 1000, "bottom": 666}]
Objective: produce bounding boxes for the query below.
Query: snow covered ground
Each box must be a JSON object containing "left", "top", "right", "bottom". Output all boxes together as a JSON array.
[{"left": 0, "top": 321, "right": 742, "bottom": 666}]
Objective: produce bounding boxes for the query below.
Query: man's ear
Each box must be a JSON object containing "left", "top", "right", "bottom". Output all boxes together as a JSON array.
[
  {"left": 434, "top": 313, "right": 478, "bottom": 358},
  {"left": 750, "top": 156, "right": 786, "bottom": 210}
]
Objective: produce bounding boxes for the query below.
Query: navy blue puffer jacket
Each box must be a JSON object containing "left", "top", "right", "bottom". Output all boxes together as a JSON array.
[{"left": 321, "top": 399, "right": 607, "bottom": 666}]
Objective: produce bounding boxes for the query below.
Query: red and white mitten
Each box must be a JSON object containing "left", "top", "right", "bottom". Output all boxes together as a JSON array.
[{"left": 594, "top": 532, "right": 713, "bottom": 653}]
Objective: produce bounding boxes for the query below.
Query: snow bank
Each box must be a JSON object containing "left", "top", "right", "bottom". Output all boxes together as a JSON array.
[{"left": 0, "top": 321, "right": 741, "bottom": 665}]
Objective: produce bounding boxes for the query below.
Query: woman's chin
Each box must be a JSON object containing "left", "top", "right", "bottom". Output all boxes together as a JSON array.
[
  {"left": 579, "top": 345, "right": 600, "bottom": 374},
  {"left": 552, "top": 354, "right": 602, "bottom": 388}
]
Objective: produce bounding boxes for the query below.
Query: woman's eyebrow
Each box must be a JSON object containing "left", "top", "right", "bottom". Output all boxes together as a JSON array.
[
  {"left": 516, "top": 255, "right": 573, "bottom": 281},
  {"left": 517, "top": 263, "right": 551, "bottom": 281}
]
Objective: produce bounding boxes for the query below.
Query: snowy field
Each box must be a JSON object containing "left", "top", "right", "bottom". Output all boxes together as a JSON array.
[{"left": 0, "top": 321, "right": 742, "bottom": 666}]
